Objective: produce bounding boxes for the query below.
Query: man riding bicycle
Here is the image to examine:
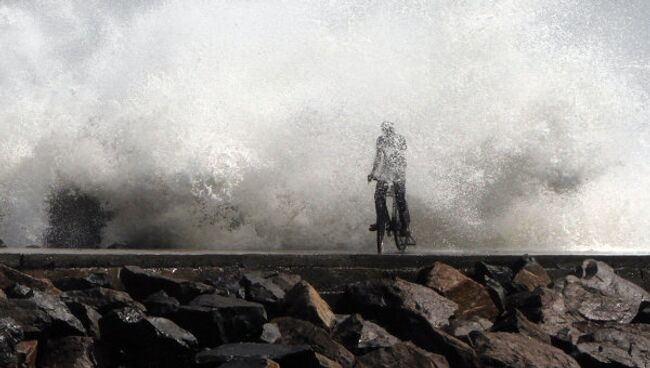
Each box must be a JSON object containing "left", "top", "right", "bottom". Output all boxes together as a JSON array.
[{"left": 367, "top": 121, "right": 411, "bottom": 238}]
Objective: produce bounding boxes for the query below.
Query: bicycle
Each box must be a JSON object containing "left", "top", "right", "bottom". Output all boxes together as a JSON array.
[{"left": 370, "top": 179, "right": 417, "bottom": 254}]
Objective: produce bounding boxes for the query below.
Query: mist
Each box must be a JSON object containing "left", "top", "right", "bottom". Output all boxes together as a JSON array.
[{"left": 1, "top": 1, "right": 649, "bottom": 251}]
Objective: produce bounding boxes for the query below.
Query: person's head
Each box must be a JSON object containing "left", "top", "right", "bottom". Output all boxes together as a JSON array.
[{"left": 381, "top": 120, "right": 395, "bottom": 135}]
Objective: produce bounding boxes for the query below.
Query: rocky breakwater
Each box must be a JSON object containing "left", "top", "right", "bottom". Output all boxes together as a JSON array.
[{"left": 0, "top": 257, "right": 649, "bottom": 367}]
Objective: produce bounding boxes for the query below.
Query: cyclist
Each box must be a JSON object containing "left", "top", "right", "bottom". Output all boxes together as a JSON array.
[{"left": 367, "top": 121, "right": 411, "bottom": 237}]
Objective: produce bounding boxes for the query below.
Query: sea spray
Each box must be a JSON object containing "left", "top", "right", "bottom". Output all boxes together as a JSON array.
[{"left": 0, "top": 1, "right": 649, "bottom": 250}]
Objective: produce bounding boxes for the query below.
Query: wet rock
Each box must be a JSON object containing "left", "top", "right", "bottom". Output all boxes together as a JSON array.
[
  {"left": 173, "top": 294, "right": 267, "bottom": 347},
  {"left": 54, "top": 273, "right": 113, "bottom": 291},
  {"left": 564, "top": 322, "right": 650, "bottom": 368},
  {"left": 16, "top": 340, "right": 37, "bottom": 368},
  {"left": 195, "top": 343, "right": 313, "bottom": 367},
  {"left": 475, "top": 262, "right": 517, "bottom": 290},
  {"left": 241, "top": 272, "right": 286, "bottom": 305},
  {"left": 38, "top": 336, "right": 96, "bottom": 368},
  {"left": 341, "top": 277, "right": 457, "bottom": 329},
  {"left": 0, "top": 318, "right": 24, "bottom": 367},
  {"left": 490, "top": 309, "right": 551, "bottom": 344},
  {"left": 259, "top": 323, "right": 281, "bottom": 344},
  {"left": 6, "top": 284, "right": 34, "bottom": 298},
  {"left": 204, "top": 271, "right": 247, "bottom": 299},
  {"left": 143, "top": 290, "right": 180, "bottom": 317},
  {"left": 470, "top": 331, "right": 580, "bottom": 368},
  {"left": 0, "top": 264, "right": 60, "bottom": 295},
  {"left": 341, "top": 278, "right": 474, "bottom": 367},
  {"left": 445, "top": 317, "right": 492, "bottom": 341},
  {"left": 483, "top": 276, "right": 508, "bottom": 313},
  {"left": 218, "top": 359, "right": 280, "bottom": 368},
  {"left": 120, "top": 265, "right": 214, "bottom": 303},
  {"left": 61, "top": 287, "right": 145, "bottom": 314},
  {"left": 272, "top": 317, "right": 356, "bottom": 368},
  {"left": 355, "top": 342, "right": 449, "bottom": 368},
  {"left": 66, "top": 302, "right": 102, "bottom": 339},
  {"left": 284, "top": 281, "right": 336, "bottom": 329},
  {"left": 332, "top": 314, "right": 400, "bottom": 354},
  {"left": 100, "top": 307, "right": 197, "bottom": 367},
  {"left": 418, "top": 262, "right": 498, "bottom": 321},
  {"left": 0, "top": 289, "right": 85, "bottom": 338},
  {"left": 512, "top": 256, "right": 551, "bottom": 291}
]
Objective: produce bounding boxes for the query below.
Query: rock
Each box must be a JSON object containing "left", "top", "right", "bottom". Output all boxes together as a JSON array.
[
  {"left": 0, "top": 289, "right": 85, "bottom": 338},
  {"left": 204, "top": 271, "right": 246, "bottom": 299},
  {"left": 61, "top": 287, "right": 145, "bottom": 314},
  {"left": 272, "top": 317, "right": 356, "bottom": 368},
  {"left": 445, "top": 317, "right": 492, "bottom": 341},
  {"left": 341, "top": 277, "right": 457, "bottom": 329},
  {"left": 265, "top": 272, "right": 302, "bottom": 292},
  {"left": 470, "top": 331, "right": 580, "bottom": 368},
  {"left": 100, "top": 307, "right": 197, "bottom": 367},
  {"left": 580, "top": 259, "right": 650, "bottom": 306},
  {"left": 217, "top": 359, "right": 280, "bottom": 368},
  {"left": 332, "top": 314, "right": 400, "bottom": 354},
  {"left": 66, "top": 302, "right": 102, "bottom": 338},
  {"left": 355, "top": 342, "right": 449, "bottom": 368},
  {"left": 341, "top": 278, "right": 474, "bottom": 367},
  {"left": 0, "top": 264, "right": 60, "bottom": 295},
  {"left": 633, "top": 301, "right": 650, "bottom": 324},
  {"left": 418, "top": 262, "right": 498, "bottom": 321},
  {"left": 120, "top": 265, "right": 214, "bottom": 303},
  {"left": 512, "top": 256, "right": 551, "bottom": 291},
  {"left": 172, "top": 294, "right": 267, "bottom": 347},
  {"left": 143, "top": 290, "right": 180, "bottom": 317},
  {"left": 284, "top": 281, "right": 336, "bottom": 329},
  {"left": 475, "top": 262, "right": 514, "bottom": 288},
  {"left": 16, "top": 340, "right": 37, "bottom": 368},
  {"left": 54, "top": 273, "right": 113, "bottom": 291},
  {"left": 490, "top": 309, "right": 551, "bottom": 344},
  {"left": 241, "top": 272, "right": 286, "bottom": 305},
  {"left": 195, "top": 343, "right": 313, "bottom": 367},
  {"left": 313, "top": 352, "right": 343, "bottom": 368},
  {"left": 38, "top": 336, "right": 96, "bottom": 368},
  {"left": 483, "top": 276, "right": 508, "bottom": 313},
  {"left": 0, "top": 318, "right": 24, "bottom": 367},
  {"left": 6, "top": 284, "right": 34, "bottom": 298},
  {"left": 573, "top": 322, "right": 650, "bottom": 368},
  {"left": 259, "top": 323, "right": 281, "bottom": 344}
]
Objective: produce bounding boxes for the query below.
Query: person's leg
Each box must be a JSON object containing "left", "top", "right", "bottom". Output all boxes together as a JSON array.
[
  {"left": 373, "top": 181, "right": 389, "bottom": 231},
  {"left": 394, "top": 181, "right": 410, "bottom": 234}
]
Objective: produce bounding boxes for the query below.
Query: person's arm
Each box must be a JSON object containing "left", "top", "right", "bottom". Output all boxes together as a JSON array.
[{"left": 369, "top": 137, "right": 383, "bottom": 181}]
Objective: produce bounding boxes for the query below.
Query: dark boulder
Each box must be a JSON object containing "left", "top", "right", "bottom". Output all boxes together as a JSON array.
[
  {"left": 54, "top": 273, "right": 113, "bottom": 291},
  {"left": 512, "top": 256, "right": 552, "bottom": 291},
  {"left": 475, "top": 262, "right": 514, "bottom": 288},
  {"left": 204, "top": 271, "right": 247, "bottom": 299},
  {"left": 0, "top": 318, "right": 24, "bottom": 367},
  {"left": 332, "top": 314, "right": 400, "bottom": 354},
  {"left": 418, "top": 262, "right": 498, "bottom": 321},
  {"left": 66, "top": 302, "right": 102, "bottom": 338},
  {"left": 340, "top": 278, "right": 475, "bottom": 366},
  {"left": 490, "top": 309, "right": 551, "bottom": 344},
  {"left": 61, "top": 287, "right": 145, "bottom": 314},
  {"left": 38, "top": 336, "right": 97, "bottom": 368},
  {"left": 120, "top": 265, "right": 214, "bottom": 303},
  {"left": 195, "top": 343, "right": 314, "bottom": 367},
  {"left": 99, "top": 307, "right": 197, "bottom": 367},
  {"left": 572, "top": 322, "right": 650, "bottom": 368},
  {"left": 283, "top": 281, "right": 336, "bottom": 329},
  {"left": 272, "top": 317, "right": 356, "bottom": 368},
  {"left": 241, "top": 272, "right": 286, "bottom": 305},
  {"left": 445, "top": 317, "right": 492, "bottom": 341},
  {"left": 355, "top": 342, "right": 449, "bottom": 368},
  {"left": 469, "top": 331, "right": 580, "bottom": 368},
  {"left": 341, "top": 277, "right": 457, "bottom": 329},
  {"left": 172, "top": 294, "right": 267, "bottom": 347},
  {"left": 143, "top": 290, "right": 180, "bottom": 317},
  {"left": 0, "top": 264, "right": 60, "bottom": 295},
  {"left": 0, "top": 289, "right": 85, "bottom": 338}
]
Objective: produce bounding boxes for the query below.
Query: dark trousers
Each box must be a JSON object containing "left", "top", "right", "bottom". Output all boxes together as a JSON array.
[{"left": 374, "top": 180, "right": 410, "bottom": 232}]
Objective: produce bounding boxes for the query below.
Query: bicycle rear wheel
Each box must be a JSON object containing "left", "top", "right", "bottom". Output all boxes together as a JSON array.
[{"left": 392, "top": 204, "right": 406, "bottom": 252}]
